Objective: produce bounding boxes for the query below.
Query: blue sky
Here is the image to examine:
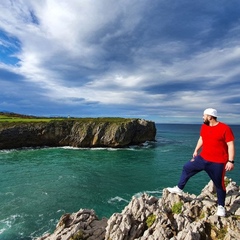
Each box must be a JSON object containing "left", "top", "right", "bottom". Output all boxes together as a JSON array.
[{"left": 1, "top": 0, "right": 240, "bottom": 124}]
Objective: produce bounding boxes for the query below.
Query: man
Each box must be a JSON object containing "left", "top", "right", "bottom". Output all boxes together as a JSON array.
[{"left": 167, "top": 108, "right": 235, "bottom": 217}]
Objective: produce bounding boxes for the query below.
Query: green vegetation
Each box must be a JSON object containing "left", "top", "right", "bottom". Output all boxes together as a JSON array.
[
  {"left": 68, "top": 117, "right": 133, "bottom": 124},
  {"left": 211, "top": 225, "right": 227, "bottom": 240},
  {"left": 146, "top": 214, "right": 156, "bottom": 228},
  {"left": 0, "top": 112, "right": 59, "bottom": 123},
  {"left": 224, "top": 178, "right": 231, "bottom": 187},
  {"left": 0, "top": 116, "right": 54, "bottom": 122},
  {"left": 172, "top": 202, "right": 183, "bottom": 214},
  {"left": 69, "top": 230, "right": 85, "bottom": 240},
  {"left": 0, "top": 112, "right": 134, "bottom": 124},
  {"left": 199, "top": 210, "right": 205, "bottom": 219}
]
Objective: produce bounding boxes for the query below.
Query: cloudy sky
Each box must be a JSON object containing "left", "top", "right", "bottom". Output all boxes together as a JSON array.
[{"left": 1, "top": 0, "right": 240, "bottom": 123}]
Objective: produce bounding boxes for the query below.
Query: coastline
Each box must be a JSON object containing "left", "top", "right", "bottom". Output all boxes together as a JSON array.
[
  {"left": 0, "top": 123, "right": 239, "bottom": 240},
  {"left": 0, "top": 117, "right": 156, "bottom": 150},
  {"left": 37, "top": 178, "right": 240, "bottom": 240}
]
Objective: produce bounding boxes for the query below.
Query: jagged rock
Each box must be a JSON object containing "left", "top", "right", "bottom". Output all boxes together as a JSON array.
[
  {"left": 37, "top": 209, "right": 108, "bottom": 240},
  {"left": 36, "top": 178, "right": 240, "bottom": 240},
  {"left": 0, "top": 118, "right": 156, "bottom": 149}
]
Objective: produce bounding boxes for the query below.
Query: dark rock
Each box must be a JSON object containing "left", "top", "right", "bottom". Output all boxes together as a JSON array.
[{"left": 0, "top": 119, "right": 156, "bottom": 149}]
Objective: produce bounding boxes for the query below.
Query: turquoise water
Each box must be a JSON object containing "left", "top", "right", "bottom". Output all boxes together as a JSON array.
[{"left": 0, "top": 124, "right": 239, "bottom": 240}]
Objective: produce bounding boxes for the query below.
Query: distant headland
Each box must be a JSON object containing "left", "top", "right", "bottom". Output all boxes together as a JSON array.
[{"left": 0, "top": 112, "right": 156, "bottom": 150}]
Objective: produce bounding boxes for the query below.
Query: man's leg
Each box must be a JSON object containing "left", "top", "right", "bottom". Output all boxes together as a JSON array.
[
  {"left": 177, "top": 155, "right": 206, "bottom": 189},
  {"left": 167, "top": 156, "right": 205, "bottom": 194},
  {"left": 205, "top": 162, "right": 226, "bottom": 206}
]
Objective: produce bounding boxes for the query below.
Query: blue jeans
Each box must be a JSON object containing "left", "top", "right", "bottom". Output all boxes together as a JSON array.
[{"left": 178, "top": 155, "right": 226, "bottom": 206}]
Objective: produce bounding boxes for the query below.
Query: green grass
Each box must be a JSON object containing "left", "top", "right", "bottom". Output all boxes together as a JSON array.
[
  {"left": 69, "top": 230, "right": 85, "bottom": 240},
  {"left": 0, "top": 116, "right": 54, "bottom": 122},
  {"left": 146, "top": 214, "right": 156, "bottom": 228},
  {"left": 172, "top": 202, "right": 183, "bottom": 214},
  {"left": 211, "top": 225, "right": 227, "bottom": 240},
  {"left": 0, "top": 113, "right": 134, "bottom": 124}
]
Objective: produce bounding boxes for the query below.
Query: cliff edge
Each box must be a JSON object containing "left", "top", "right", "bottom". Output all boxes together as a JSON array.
[
  {"left": 0, "top": 118, "right": 156, "bottom": 149},
  {"left": 37, "top": 178, "right": 240, "bottom": 240}
]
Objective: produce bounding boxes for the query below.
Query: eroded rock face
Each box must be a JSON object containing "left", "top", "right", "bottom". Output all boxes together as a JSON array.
[
  {"left": 0, "top": 119, "right": 156, "bottom": 149},
  {"left": 37, "top": 178, "right": 240, "bottom": 240},
  {"left": 37, "top": 209, "right": 107, "bottom": 240}
]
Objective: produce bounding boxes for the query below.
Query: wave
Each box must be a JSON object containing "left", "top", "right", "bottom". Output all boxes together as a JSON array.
[
  {"left": 108, "top": 196, "right": 129, "bottom": 204},
  {"left": 0, "top": 141, "right": 156, "bottom": 154},
  {"left": 0, "top": 146, "right": 51, "bottom": 153},
  {"left": 61, "top": 146, "right": 119, "bottom": 151},
  {"left": 108, "top": 189, "right": 162, "bottom": 206},
  {"left": 61, "top": 142, "right": 156, "bottom": 151},
  {"left": 0, "top": 149, "right": 18, "bottom": 154},
  {"left": 0, "top": 214, "right": 23, "bottom": 235},
  {"left": 133, "top": 190, "right": 163, "bottom": 198}
]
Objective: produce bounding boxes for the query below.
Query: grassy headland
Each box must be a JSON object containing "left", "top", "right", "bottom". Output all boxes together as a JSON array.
[
  {"left": 0, "top": 112, "right": 156, "bottom": 149},
  {"left": 0, "top": 112, "right": 134, "bottom": 124}
]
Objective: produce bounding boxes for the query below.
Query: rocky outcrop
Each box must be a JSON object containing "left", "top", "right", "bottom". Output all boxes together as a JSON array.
[
  {"left": 37, "top": 209, "right": 108, "bottom": 240},
  {"left": 36, "top": 178, "right": 240, "bottom": 240},
  {"left": 0, "top": 118, "right": 156, "bottom": 149}
]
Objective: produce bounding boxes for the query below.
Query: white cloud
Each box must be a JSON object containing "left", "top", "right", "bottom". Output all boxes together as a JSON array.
[{"left": 1, "top": 0, "right": 240, "bottom": 122}]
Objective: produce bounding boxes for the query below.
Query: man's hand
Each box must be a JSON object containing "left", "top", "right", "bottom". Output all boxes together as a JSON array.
[
  {"left": 193, "top": 151, "right": 198, "bottom": 158},
  {"left": 225, "top": 162, "right": 234, "bottom": 171}
]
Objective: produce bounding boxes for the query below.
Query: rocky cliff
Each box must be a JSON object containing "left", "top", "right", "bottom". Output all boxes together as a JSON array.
[
  {"left": 0, "top": 118, "right": 156, "bottom": 149},
  {"left": 37, "top": 178, "right": 240, "bottom": 240}
]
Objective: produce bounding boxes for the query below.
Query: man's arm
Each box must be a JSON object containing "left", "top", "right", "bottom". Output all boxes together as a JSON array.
[
  {"left": 225, "top": 141, "right": 235, "bottom": 171},
  {"left": 193, "top": 136, "right": 203, "bottom": 157}
]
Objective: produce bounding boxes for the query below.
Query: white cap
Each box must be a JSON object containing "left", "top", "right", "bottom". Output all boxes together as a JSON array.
[{"left": 203, "top": 108, "right": 218, "bottom": 117}]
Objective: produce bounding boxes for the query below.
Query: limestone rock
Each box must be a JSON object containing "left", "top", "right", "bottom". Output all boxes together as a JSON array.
[
  {"left": 36, "top": 178, "right": 240, "bottom": 240},
  {"left": 37, "top": 209, "right": 107, "bottom": 240},
  {"left": 0, "top": 118, "right": 156, "bottom": 149}
]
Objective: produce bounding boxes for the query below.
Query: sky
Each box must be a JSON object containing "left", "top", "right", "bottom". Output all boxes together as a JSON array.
[{"left": 1, "top": 0, "right": 240, "bottom": 124}]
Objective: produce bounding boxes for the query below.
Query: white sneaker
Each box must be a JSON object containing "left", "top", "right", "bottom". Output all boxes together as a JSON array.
[
  {"left": 167, "top": 186, "right": 183, "bottom": 195},
  {"left": 216, "top": 205, "right": 226, "bottom": 217}
]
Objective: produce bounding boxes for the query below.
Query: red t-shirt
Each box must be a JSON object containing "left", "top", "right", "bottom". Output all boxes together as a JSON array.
[{"left": 200, "top": 122, "right": 235, "bottom": 163}]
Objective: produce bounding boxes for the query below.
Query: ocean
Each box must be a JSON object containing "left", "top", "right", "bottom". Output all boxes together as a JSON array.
[{"left": 0, "top": 123, "right": 239, "bottom": 240}]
